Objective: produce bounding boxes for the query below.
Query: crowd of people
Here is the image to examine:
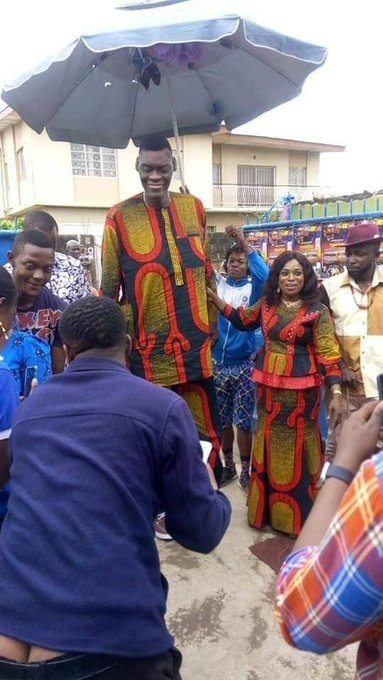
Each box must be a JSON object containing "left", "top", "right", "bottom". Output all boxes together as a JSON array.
[{"left": 0, "top": 133, "right": 382, "bottom": 679}]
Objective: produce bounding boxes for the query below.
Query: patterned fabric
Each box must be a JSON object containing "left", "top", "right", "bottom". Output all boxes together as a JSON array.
[
  {"left": 213, "top": 360, "right": 255, "bottom": 430},
  {"left": 2, "top": 330, "right": 52, "bottom": 396},
  {"left": 276, "top": 453, "right": 383, "bottom": 679},
  {"left": 222, "top": 298, "right": 341, "bottom": 534},
  {"left": 173, "top": 377, "right": 223, "bottom": 482},
  {"left": 47, "top": 252, "right": 92, "bottom": 305},
  {"left": 4, "top": 253, "right": 92, "bottom": 306},
  {"left": 224, "top": 299, "right": 342, "bottom": 389},
  {"left": 248, "top": 384, "right": 323, "bottom": 535},
  {"left": 100, "top": 192, "right": 217, "bottom": 387},
  {"left": 321, "top": 266, "right": 383, "bottom": 397}
]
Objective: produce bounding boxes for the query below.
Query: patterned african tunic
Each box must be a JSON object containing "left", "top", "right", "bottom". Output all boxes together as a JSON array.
[
  {"left": 223, "top": 298, "right": 342, "bottom": 535},
  {"left": 101, "top": 192, "right": 217, "bottom": 386}
]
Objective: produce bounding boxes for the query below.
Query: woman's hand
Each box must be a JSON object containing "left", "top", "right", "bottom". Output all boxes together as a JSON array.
[
  {"left": 207, "top": 287, "right": 226, "bottom": 312},
  {"left": 328, "top": 392, "right": 342, "bottom": 427},
  {"left": 334, "top": 400, "right": 383, "bottom": 474}
]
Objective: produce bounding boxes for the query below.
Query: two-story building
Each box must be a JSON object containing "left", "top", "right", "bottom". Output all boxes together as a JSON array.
[{"left": 0, "top": 103, "right": 344, "bottom": 276}]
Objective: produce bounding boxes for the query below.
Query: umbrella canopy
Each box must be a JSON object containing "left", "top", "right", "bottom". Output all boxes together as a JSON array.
[{"left": 2, "top": 1, "right": 327, "bottom": 149}]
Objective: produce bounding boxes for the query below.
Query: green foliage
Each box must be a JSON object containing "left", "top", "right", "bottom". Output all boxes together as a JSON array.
[{"left": 0, "top": 216, "right": 24, "bottom": 231}]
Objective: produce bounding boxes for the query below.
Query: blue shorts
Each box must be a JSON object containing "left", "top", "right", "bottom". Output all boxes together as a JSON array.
[{"left": 213, "top": 360, "right": 255, "bottom": 431}]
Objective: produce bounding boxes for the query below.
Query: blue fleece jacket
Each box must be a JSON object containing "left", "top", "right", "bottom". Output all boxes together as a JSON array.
[{"left": 213, "top": 251, "right": 269, "bottom": 366}]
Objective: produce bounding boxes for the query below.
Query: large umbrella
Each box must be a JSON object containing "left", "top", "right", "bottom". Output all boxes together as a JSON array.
[{"left": 2, "top": 0, "right": 326, "bottom": 176}]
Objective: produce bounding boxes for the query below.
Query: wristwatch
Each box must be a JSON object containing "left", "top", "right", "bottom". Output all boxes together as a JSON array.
[{"left": 325, "top": 464, "right": 355, "bottom": 485}]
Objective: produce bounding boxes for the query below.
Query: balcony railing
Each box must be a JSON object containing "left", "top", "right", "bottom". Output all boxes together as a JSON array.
[{"left": 212, "top": 184, "right": 322, "bottom": 209}]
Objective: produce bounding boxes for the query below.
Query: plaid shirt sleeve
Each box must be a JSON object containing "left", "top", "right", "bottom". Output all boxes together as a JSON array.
[{"left": 275, "top": 454, "right": 383, "bottom": 662}]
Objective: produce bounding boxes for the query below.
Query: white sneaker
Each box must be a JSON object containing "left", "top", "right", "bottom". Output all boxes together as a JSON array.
[{"left": 154, "top": 512, "right": 173, "bottom": 541}]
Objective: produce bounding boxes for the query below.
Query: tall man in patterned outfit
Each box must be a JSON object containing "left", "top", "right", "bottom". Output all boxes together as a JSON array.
[{"left": 101, "top": 135, "right": 222, "bottom": 504}]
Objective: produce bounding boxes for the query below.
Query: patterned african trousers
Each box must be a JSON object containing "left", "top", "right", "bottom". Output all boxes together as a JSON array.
[
  {"left": 173, "top": 377, "right": 223, "bottom": 485},
  {"left": 247, "top": 384, "right": 324, "bottom": 536},
  {"left": 213, "top": 360, "right": 255, "bottom": 431}
]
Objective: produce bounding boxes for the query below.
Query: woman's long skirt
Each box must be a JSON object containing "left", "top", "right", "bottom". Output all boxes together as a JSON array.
[{"left": 247, "top": 384, "right": 324, "bottom": 536}]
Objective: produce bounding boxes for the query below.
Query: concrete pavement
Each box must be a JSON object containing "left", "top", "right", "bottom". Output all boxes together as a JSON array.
[{"left": 158, "top": 479, "right": 356, "bottom": 680}]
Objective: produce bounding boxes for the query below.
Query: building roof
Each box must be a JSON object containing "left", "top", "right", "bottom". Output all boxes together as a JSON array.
[
  {"left": 0, "top": 103, "right": 21, "bottom": 131},
  {"left": 212, "top": 128, "right": 345, "bottom": 153},
  {"left": 0, "top": 105, "right": 345, "bottom": 154}
]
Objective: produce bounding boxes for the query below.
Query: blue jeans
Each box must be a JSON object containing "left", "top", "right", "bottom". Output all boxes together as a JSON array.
[{"left": 0, "top": 649, "right": 182, "bottom": 679}]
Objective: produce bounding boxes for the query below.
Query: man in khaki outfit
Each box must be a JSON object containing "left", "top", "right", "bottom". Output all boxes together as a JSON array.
[{"left": 321, "top": 221, "right": 383, "bottom": 459}]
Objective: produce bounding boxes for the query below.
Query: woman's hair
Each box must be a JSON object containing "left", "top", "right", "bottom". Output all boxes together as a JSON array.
[
  {"left": 264, "top": 251, "right": 318, "bottom": 305},
  {"left": 59, "top": 296, "right": 126, "bottom": 352},
  {"left": 0, "top": 265, "right": 17, "bottom": 308}
]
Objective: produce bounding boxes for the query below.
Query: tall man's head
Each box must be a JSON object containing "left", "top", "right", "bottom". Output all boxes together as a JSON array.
[
  {"left": 135, "top": 134, "right": 176, "bottom": 208},
  {"left": 8, "top": 230, "right": 54, "bottom": 304},
  {"left": 24, "top": 210, "right": 59, "bottom": 250},
  {"left": 345, "top": 222, "right": 382, "bottom": 283},
  {"left": 59, "top": 296, "right": 130, "bottom": 364}
]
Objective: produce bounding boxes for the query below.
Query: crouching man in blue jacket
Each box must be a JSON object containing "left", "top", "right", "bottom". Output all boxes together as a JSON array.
[
  {"left": 213, "top": 226, "right": 268, "bottom": 492},
  {"left": 0, "top": 297, "right": 231, "bottom": 680}
]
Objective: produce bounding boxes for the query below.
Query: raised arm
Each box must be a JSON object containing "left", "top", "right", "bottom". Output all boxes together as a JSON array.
[{"left": 225, "top": 225, "right": 269, "bottom": 304}]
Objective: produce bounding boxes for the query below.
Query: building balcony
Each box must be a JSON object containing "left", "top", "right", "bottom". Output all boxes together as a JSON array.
[{"left": 212, "top": 184, "right": 323, "bottom": 210}]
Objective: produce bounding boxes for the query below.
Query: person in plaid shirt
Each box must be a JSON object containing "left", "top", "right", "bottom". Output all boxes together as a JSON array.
[{"left": 276, "top": 399, "right": 383, "bottom": 679}]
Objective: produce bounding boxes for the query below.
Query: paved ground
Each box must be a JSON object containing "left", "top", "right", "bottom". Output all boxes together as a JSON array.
[{"left": 158, "top": 478, "right": 356, "bottom": 680}]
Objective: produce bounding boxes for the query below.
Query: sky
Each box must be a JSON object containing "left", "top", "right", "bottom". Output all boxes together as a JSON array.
[{"left": 1, "top": 0, "right": 382, "bottom": 195}]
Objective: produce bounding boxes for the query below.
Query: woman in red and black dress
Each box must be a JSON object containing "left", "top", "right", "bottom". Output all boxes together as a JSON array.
[{"left": 208, "top": 252, "right": 342, "bottom": 537}]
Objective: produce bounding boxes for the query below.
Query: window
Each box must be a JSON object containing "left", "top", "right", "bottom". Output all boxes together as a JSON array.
[
  {"left": 171, "top": 148, "right": 183, "bottom": 182},
  {"left": 17, "top": 147, "right": 26, "bottom": 181},
  {"left": 212, "top": 163, "right": 222, "bottom": 185},
  {"left": 3, "top": 161, "right": 10, "bottom": 195},
  {"left": 212, "top": 163, "right": 223, "bottom": 205},
  {"left": 289, "top": 166, "right": 307, "bottom": 187},
  {"left": 70, "top": 144, "right": 117, "bottom": 177},
  {"left": 237, "top": 165, "right": 275, "bottom": 205}
]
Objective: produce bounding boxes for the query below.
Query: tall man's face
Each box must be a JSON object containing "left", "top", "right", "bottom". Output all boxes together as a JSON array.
[{"left": 136, "top": 148, "right": 175, "bottom": 206}]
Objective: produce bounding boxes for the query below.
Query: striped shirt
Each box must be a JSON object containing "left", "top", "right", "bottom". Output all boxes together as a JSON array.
[
  {"left": 275, "top": 453, "right": 383, "bottom": 679},
  {"left": 322, "top": 267, "right": 383, "bottom": 398}
]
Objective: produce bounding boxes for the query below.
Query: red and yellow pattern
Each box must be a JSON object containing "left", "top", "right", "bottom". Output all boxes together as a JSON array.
[
  {"left": 224, "top": 298, "right": 342, "bottom": 535},
  {"left": 101, "top": 192, "right": 217, "bottom": 387}
]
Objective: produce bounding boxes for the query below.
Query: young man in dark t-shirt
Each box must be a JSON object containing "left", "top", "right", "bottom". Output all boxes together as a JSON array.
[{"left": 6, "top": 230, "right": 66, "bottom": 377}]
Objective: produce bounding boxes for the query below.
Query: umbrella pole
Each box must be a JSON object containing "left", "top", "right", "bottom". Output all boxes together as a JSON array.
[{"left": 166, "top": 76, "right": 186, "bottom": 192}]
